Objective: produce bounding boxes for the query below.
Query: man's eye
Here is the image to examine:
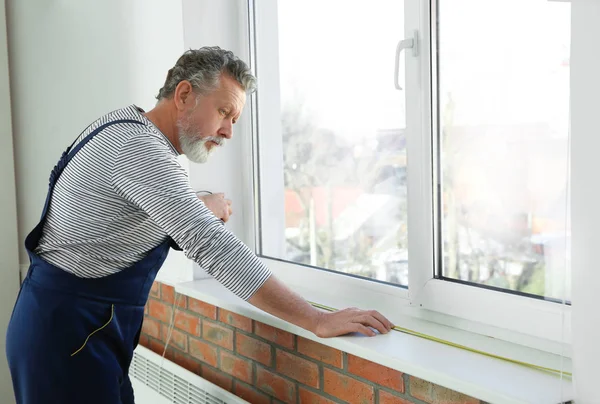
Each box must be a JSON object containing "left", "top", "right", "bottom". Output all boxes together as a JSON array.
[{"left": 219, "top": 109, "right": 228, "bottom": 116}]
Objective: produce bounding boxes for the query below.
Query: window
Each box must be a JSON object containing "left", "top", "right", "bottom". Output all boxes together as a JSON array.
[
  {"left": 436, "top": 0, "right": 571, "bottom": 301},
  {"left": 254, "top": 0, "right": 409, "bottom": 286},
  {"left": 248, "top": 0, "right": 571, "bottom": 345}
]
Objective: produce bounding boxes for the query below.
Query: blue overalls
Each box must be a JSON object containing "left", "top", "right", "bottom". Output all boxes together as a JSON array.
[{"left": 6, "top": 119, "right": 181, "bottom": 404}]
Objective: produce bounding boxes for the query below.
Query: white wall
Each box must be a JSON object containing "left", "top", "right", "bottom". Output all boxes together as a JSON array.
[
  {"left": 0, "top": 0, "right": 21, "bottom": 401},
  {"left": 6, "top": 0, "right": 255, "bottom": 286},
  {"left": 6, "top": 0, "right": 191, "bottom": 282},
  {"left": 571, "top": 0, "right": 600, "bottom": 402},
  {"left": 181, "top": 0, "right": 257, "bottom": 278}
]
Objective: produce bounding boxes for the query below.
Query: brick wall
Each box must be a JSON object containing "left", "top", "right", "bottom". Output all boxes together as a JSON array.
[{"left": 140, "top": 281, "right": 484, "bottom": 404}]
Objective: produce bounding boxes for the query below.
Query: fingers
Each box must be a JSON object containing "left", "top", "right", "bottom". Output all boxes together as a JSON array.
[
  {"left": 226, "top": 199, "right": 233, "bottom": 217},
  {"left": 356, "top": 314, "right": 389, "bottom": 335},
  {"left": 342, "top": 308, "right": 393, "bottom": 333},
  {"left": 222, "top": 204, "right": 231, "bottom": 222},
  {"left": 316, "top": 309, "right": 395, "bottom": 338},
  {"left": 369, "top": 310, "right": 395, "bottom": 330},
  {"left": 205, "top": 194, "right": 233, "bottom": 222},
  {"left": 221, "top": 207, "right": 230, "bottom": 223},
  {"left": 350, "top": 323, "right": 376, "bottom": 337}
]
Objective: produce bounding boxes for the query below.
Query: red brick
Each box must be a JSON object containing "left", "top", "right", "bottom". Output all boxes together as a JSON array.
[
  {"left": 148, "top": 338, "right": 165, "bottom": 356},
  {"left": 148, "top": 299, "right": 173, "bottom": 323},
  {"left": 161, "top": 284, "right": 174, "bottom": 304},
  {"left": 219, "top": 351, "right": 252, "bottom": 384},
  {"left": 299, "top": 388, "right": 338, "bottom": 404},
  {"left": 188, "top": 297, "right": 217, "bottom": 319},
  {"left": 161, "top": 324, "right": 188, "bottom": 352},
  {"left": 164, "top": 347, "right": 177, "bottom": 362},
  {"left": 324, "top": 368, "right": 374, "bottom": 404},
  {"left": 142, "top": 317, "right": 161, "bottom": 340},
  {"left": 160, "top": 283, "right": 187, "bottom": 308},
  {"left": 379, "top": 390, "right": 413, "bottom": 404},
  {"left": 150, "top": 282, "right": 160, "bottom": 298},
  {"left": 348, "top": 355, "right": 404, "bottom": 392},
  {"left": 276, "top": 349, "right": 319, "bottom": 388},
  {"left": 201, "top": 365, "right": 233, "bottom": 392},
  {"left": 235, "top": 381, "right": 271, "bottom": 404},
  {"left": 145, "top": 304, "right": 149, "bottom": 315},
  {"left": 176, "top": 295, "right": 188, "bottom": 309},
  {"left": 202, "top": 320, "right": 234, "bottom": 350},
  {"left": 138, "top": 334, "right": 150, "bottom": 348},
  {"left": 255, "top": 322, "right": 295, "bottom": 349},
  {"left": 189, "top": 337, "right": 218, "bottom": 367},
  {"left": 170, "top": 349, "right": 201, "bottom": 375},
  {"left": 256, "top": 366, "right": 296, "bottom": 404},
  {"left": 236, "top": 333, "right": 272, "bottom": 366},
  {"left": 297, "top": 337, "right": 343, "bottom": 368},
  {"left": 174, "top": 310, "right": 201, "bottom": 335},
  {"left": 409, "top": 377, "right": 480, "bottom": 404},
  {"left": 219, "top": 309, "right": 253, "bottom": 332}
]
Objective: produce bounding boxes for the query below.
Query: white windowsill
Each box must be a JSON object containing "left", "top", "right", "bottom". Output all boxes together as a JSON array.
[{"left": 175, "top": 279, "right": 573, "bottom": 404}]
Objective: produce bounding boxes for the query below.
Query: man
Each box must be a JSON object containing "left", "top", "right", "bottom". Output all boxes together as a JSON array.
[{"left": 6, "top": 47, "right": 393, "bottom": 404}]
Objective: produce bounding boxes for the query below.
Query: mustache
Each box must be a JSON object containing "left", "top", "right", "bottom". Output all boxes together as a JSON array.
[{"left": 204, "top": 136, "right": 225, "bottom": 147}]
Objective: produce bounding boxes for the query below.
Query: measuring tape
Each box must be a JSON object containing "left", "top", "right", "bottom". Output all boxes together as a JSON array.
[{"left": 308, "top": 301, "right": 572, "bottom": 378}]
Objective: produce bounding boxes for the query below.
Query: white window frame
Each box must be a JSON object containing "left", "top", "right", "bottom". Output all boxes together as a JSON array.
[{"left": 244, "top": 0, "right": 571, "bottom": 353}]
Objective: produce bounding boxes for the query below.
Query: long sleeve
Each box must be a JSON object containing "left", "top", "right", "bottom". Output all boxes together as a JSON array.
[{"left": 110, "top": 133, "right": 271, "bottom": 300}]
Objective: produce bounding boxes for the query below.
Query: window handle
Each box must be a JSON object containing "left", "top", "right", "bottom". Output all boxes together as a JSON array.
[{"left": 394, "top": 30, "right": 419, "bottom": 90}]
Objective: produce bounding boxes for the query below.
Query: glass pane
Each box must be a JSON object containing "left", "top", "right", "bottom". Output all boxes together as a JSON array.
[
  {"left": 264, "top": 0, "right": 408, "bottom": 285},
  {"left": 438, "top": 0, "right": 571, "bottom": 300}
]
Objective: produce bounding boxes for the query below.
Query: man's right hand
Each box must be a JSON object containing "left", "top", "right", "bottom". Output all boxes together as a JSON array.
[
  {"left": 313, "top": 308, "right": 393, "bottom": 338},
  {"left": 199, "top": 193, "right": 233, "bottom": 222},
  {"left": 249, "top": 276, "right": 394, "bottom": 338}
]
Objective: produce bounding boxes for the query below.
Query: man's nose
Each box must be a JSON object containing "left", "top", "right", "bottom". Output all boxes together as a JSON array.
[{"left": 220, "top": 122, "right": 233, "bottom": 139}]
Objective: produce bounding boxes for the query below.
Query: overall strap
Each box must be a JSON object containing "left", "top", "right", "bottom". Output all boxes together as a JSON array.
[
  {"left": 42, "top": 119, "right": 145, "bottom": 220},
  {"left": 26, "top": 119, "right": 145, "bottom": 254},
  {"left": 47, "top": 119, "right": 144, "bottom": 189}
]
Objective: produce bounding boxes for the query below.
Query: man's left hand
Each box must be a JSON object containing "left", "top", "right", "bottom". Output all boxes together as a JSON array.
[{"left": 198, "top": 193, "right": 233, "bottom": 222}]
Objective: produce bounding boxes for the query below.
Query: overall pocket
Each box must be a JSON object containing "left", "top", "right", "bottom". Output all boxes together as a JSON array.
[{"left": 70, "top": 304, "right": 115, "bottom": 356}]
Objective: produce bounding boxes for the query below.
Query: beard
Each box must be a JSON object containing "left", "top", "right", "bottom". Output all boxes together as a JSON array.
[{"left": 177, "top": 114, "right": 224, "bottom": 164}]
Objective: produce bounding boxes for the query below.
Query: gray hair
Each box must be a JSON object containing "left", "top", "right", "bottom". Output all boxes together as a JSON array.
[{"left": 156, "top": 47, "right": 256, "bottom": 100}]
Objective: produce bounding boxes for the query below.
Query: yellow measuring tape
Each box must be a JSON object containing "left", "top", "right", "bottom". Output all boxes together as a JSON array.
[{"left": 309, "top": 301, "right": 572, "bottom": 378}]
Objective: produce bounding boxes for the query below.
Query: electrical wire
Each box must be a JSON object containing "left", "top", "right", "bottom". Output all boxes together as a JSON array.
[
  {"left": 158, "top": 189, "right": 225, "bottom": 374},
  {"left": 162, "top": 291, "right": 185, "bottom": 361},
  {"left": 158, "top": 284, "right": 185, "bottom": 386},
  {"left": 157, "top": 189, "right": 212, "bottom": 381}
]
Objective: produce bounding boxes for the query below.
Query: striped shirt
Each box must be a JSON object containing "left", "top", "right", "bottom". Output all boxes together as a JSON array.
[{"left": 36, "top": 105, "right": 271, "bottom": 300}]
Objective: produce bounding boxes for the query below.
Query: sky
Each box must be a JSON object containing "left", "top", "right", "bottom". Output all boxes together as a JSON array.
[
  {"left": 277, "top": 0, "right": 406, "bottom": 139},
  {"left": 276, "top": 0, "right": 570, "bottom": 138}
]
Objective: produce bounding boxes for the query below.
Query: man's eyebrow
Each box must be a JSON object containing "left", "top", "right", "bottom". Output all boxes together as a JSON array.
[{"left": 222, "top": 103, "right": 235, "bottom": 112}]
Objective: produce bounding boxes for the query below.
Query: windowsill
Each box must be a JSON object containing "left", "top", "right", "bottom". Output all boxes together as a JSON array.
[{"left": 175, "top": 279, "right": 573, "bottom": 404}]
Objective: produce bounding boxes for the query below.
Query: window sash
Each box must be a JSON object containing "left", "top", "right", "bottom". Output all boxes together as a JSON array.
[{"left": 245, "top": 0, "right": 571, "bottom": 349}]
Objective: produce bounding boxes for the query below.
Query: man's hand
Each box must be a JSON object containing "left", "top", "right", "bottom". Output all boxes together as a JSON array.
[
  {"left": 249, "top": 276, "right": 394, "bottom": 338},
  {"left": 314, "top": 308, "right": 394, "bottom": 338},
  {"left": 199, "top": 193, "right": 233, "bottom": 222}
]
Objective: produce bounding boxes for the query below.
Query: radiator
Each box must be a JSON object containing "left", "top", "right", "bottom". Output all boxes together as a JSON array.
[{"left": 131, "top": 345, "right": 249, "bottom": 404}]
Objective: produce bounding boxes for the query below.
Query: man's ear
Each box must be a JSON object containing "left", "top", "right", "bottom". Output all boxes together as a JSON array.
[{"left": 174, "top": 80, "right": 194, "bottom": 111}]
